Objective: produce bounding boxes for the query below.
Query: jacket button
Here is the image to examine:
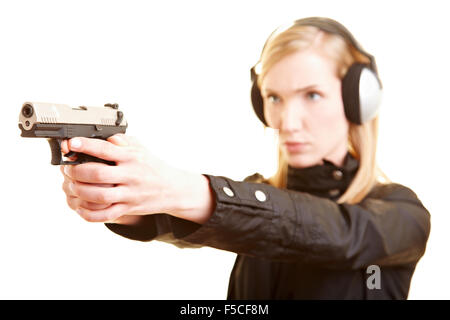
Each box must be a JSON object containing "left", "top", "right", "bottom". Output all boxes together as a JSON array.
[
  {"left": 254, "top": 190, "right": 266, "bottom": 202},
  {"left": 329, "top": 188, "right": 340, "bottom": 197},
  {"left": 332, "top": 170, "right": 343, "bottom": 180},
  {"left": 222, "top": 187, "right": 234, "bottom": 197}
]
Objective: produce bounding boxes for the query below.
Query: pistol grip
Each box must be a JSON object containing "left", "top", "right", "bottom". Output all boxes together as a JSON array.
[{"left": 47, "top": 138, "right": 64, "bottom": 165}]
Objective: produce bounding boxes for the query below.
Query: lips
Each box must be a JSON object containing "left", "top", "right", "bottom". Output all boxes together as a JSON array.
[{"left": 283, "top": 141, "right": 310, "bottom": 153}]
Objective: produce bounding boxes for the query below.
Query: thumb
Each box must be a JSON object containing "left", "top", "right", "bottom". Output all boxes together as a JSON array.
[{"left": 107, "top": 134, "right": 129, "bottom": 147}]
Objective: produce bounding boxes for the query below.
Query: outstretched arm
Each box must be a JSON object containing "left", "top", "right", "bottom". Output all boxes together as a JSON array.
[{"left": 60, "top": 134, "right": 216, "bottom": 225}]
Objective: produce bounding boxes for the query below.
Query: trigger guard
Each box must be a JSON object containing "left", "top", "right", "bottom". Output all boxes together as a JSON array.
[{"left": 64, "top": 151, "right": 77, "bottom": 158}]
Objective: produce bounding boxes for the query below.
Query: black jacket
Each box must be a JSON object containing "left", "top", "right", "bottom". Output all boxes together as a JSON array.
[{"left": 105, "top": 152, "right": 431, "bottom": 299}]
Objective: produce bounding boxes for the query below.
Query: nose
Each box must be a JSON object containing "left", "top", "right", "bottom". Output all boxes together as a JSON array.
[{"left": 278, "top": 100, "right": 305, "bottom": 133}]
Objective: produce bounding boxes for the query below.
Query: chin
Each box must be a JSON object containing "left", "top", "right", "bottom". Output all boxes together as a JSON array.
[{"left": 285, "top": 152, "right": 323, "bottom": 169}]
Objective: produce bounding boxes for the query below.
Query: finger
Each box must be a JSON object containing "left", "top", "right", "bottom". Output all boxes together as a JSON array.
[
  {"left": 68, "top": 137, "right": 133, "bottom": 163},
  {"left": 70, "top": 181, "right": 128, "bottom": 204},
  {"left": 60, "top": 165, "right": 67, "bottom": 177},
  {"left": 66, "top": 195, "right": 112, "bottom": 211},
  {"left": 62, "top": 173, "right": 115, "bottom": 196},
  {"left": 59, "top": 140, "right": 78, "bottom": 162},
  {"left": 112, "top": 215, "right": 143, "bottom": 225},
  {"left": 107, "top": 134, "right": 141, "bottom": 147},
  {"left": 79, "top": 199, "right": 112, "bottom": 211},
  {"left": 61, "top": 140, "right": 69, "bottom": 154},
  {"left": 62, "top": 177, "right": 74, "bottom": 197},
  {"left": 66, "top": 195, "right": 79, "bottom": 211},
  {"left": 60, "top": 165, "right": 78, "bottom": 180},
  {"left": 76, "top": 203, "right": 127, "bottom": 223},
  {"left": 107, "top": 134, "right": 129, "bottom": 147},
  {"left": 64, "top": 162, "right": 129, "bottom": 184},
  {"left": 67, "top": 197, "right": 119, "bottom": 222}
]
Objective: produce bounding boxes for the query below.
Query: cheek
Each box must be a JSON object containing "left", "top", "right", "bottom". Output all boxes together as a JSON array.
[
  {"left": 263, "top": 104, "right": 277, "bottom": 128},
  {"left": 311, "top": 99, "right": 349, "bottom": 142}
]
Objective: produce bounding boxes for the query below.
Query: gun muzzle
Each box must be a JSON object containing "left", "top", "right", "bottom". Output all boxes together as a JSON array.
[{"left": 22, "top": 103, "right": 34, "bottom": 118}]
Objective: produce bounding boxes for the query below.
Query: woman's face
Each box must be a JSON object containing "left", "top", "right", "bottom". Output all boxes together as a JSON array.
[{"left": 261, "top": 49, "right": 349, "bottom": 168}]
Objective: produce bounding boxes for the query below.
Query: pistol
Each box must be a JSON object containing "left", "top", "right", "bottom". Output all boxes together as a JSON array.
[{"left": 18, "top": 102, "right": 128, "bottom": 165}]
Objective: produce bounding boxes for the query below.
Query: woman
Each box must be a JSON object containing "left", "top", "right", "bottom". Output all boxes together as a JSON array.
[{"left": 60, "top": 17, "right": 431, "bottom": 299}]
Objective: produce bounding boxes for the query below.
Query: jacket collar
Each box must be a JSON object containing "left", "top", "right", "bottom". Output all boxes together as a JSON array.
[{"left": 286, "top": 152, "right": 359, "bottom": 200}]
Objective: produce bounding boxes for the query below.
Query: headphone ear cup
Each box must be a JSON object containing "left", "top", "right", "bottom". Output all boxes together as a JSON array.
[
  {"left": 251, "top": 79, "right": 268, "bottom": 126},
  {"left": 342, "top": 63, "right": 382, "bottom": 125}
]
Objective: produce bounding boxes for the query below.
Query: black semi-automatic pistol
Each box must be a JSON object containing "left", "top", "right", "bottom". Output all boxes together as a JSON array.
[{"left": 18, "top": 102, "right": 128, "bottom": 165}]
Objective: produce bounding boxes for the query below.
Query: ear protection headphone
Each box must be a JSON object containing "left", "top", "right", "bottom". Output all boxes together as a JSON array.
[{"left": 250, "top": 17, "right": 383, "bottom": 126}]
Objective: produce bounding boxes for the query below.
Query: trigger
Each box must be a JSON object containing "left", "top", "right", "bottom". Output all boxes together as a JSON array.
[{"left": 64, "top": 151, "right": 77, "bottom": 158}]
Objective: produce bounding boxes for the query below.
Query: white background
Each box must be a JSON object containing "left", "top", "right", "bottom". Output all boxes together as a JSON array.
[{"left": 0, "top": 0, "right": 448, "bottom": 299}]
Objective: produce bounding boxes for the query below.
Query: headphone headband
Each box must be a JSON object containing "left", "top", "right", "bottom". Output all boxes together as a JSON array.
[
  {"left": 253, "top": 17, "right": 379, "bottom": 78},
  {"left": 292, "top": 17, "right": 378, "bottom": 75}
]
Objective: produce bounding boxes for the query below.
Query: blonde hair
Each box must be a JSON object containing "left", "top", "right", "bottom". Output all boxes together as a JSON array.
[{"left": 256, "top": 24, "right": 390, "bottom": 204}]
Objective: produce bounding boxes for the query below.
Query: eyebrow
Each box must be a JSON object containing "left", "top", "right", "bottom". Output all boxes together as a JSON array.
[{"left": 263, "top": 85, "right": 319, "bottom": 94}]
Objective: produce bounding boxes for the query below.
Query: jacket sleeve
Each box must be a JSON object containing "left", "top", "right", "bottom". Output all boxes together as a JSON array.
[{"left": 105, "top": 173, "right": 431, "bottom": 269}]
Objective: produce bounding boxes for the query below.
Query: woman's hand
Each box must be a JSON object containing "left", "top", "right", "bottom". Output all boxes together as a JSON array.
[{"left": 60, "top": 134, "right": 215, "bottom": 224}]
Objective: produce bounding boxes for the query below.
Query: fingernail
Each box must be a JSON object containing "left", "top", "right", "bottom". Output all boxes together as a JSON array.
[
  {"left": 69, "top": 182, "right": 75, "bottom": 194},
  {"left": 76, "top": 208, "right": 82, "bottom": 215},
  {"left": 64, "top": 166, "right": 70, "bottom": 176},
  {"left": 70, "top": 138, "right": 81, "bottom": 150}
]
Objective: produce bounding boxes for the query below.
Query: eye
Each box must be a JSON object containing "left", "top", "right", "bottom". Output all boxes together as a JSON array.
[
  {"left": 307, "top": 91, "right": 322, "bottom": 101},
  {"left": 267, "top": 94, "right": 281, "bottom": 105}
]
